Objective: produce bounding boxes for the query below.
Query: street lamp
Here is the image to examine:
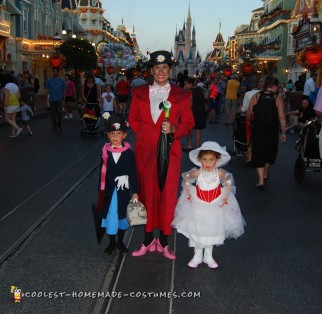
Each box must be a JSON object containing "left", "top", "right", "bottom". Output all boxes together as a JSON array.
[{"left": 310, "top": 13, "right": 321, "bottom": 44}]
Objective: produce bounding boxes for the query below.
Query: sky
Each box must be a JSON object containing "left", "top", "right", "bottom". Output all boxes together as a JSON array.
[{"left": 103, "top": 0, "right": 263, "bottom": 59}]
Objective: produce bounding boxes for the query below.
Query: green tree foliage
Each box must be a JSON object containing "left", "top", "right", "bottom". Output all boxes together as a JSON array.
[{"left": 59, "top": 38, "right": 97, "bottom": 72}]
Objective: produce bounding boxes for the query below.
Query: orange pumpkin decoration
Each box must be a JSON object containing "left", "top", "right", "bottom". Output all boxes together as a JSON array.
[
  {"left": 49, "top": 54, "right": 66, "bottom": 68},
  {"left": 305, "top": 50, "right": 322, "bottom": 66}
]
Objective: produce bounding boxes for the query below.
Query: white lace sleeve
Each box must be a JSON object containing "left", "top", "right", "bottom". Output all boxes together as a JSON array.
[
  {"left": 220, "top": 170, "right": 236, "bottom": 195},
  {"left": 181, "top": 168, "right": 197, "bottom": 186}
]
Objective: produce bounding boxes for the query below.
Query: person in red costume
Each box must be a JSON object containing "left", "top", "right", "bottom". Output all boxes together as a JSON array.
[{"left": 129, "top": 50, "right": 194, "bottom": 259}]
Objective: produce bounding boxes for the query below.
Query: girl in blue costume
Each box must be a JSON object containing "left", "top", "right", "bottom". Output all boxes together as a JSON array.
[{"left": 97, "top": 113, "right": 139, "bottom": 254}]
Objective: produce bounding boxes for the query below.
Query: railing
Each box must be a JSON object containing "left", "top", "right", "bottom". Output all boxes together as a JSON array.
[
  {"left": 258, "top": 9, "right": 291, "bottom": 28},
  {"left": 0, "top": 10, "right": 11, "bottom": 22}
]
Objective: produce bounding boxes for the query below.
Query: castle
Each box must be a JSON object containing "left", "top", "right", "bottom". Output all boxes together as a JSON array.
[{"left": 172, "top": 4, "right": 201, "bottom": 79}]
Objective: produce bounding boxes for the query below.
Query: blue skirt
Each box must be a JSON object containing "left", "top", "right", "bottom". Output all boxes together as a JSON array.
[{"left": 101, "top": 187, "right": 129, "bottom": 235}]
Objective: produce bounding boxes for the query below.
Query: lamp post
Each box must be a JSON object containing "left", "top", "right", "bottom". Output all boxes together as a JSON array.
[{"left": 310, "top": 13, "right": 321, "bottom": 44}]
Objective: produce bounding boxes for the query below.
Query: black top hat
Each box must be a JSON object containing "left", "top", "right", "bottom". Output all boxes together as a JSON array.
[
  {"left": 105, "top": 115, "right": 129, "bottom": 133},
  {"left": 147, "top": 50, "right": 175, "bottom": 67}
]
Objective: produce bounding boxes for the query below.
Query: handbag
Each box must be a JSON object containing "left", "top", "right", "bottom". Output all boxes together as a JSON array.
[{"left": 126, "top": 199, "right": 147, "bottom": 226}]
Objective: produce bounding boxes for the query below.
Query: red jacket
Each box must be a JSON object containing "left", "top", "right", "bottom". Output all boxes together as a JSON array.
[{"left": 129, "top": 84, "right": 194, "bottom": 234}]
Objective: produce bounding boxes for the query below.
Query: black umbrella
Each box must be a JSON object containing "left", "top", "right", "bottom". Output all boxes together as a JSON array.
[
  {"left": 91, "top": 203, "right": 105, "bottom": 244},
  {"left": 157, "top": 101, "right": 174, "bottom": 192}
]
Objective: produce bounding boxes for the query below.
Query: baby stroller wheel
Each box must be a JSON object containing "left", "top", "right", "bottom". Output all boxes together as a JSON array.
[{"left": 294, "top": 157, "right": 305, "bottom": 183}]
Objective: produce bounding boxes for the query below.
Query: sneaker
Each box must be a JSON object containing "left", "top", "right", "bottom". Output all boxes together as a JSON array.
[
  {"left": 8, "top": 134, "right": 16, "bottom": 138},
  {"left": 29, "top": 131, "right": 33, "bottom": 136},
  {"left": 69, "top": 113, "right": 73, "bottom": 119},
  {"left": 16, "top": 128, "right": 23, "bottom": 136},
  {"left": 63, "top": 115, "right": 70, "bottom": 119}
]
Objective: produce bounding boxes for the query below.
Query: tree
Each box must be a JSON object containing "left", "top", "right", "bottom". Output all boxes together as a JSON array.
[{"left": 59, "top": 38, "right": 97, "bottom": 72}]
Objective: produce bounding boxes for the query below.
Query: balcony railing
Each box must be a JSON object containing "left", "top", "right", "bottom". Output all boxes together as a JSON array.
[
  {"left": 258, "top": 9, "right": 291, "bottom": 28},
  {"left": 0, "top": 10, "right": 11, "bottom": 22}
]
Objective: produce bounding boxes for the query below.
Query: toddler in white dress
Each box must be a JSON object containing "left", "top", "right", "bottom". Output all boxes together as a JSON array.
[{"left": 172, "top": 141, "right": 246, "bottom": 268}]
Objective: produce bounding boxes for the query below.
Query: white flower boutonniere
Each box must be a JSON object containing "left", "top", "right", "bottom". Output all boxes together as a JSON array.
[{"left": 102, "top": 112, "right": 111, "bottom": 120}]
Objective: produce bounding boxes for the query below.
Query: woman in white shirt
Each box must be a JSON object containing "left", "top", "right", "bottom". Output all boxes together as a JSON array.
[{"left": 3, "top": 73, "right": 22, "bottom": 137}]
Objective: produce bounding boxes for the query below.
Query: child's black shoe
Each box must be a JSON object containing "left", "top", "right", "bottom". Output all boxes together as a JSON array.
[
  {"left": 116, "top": 242, "right": 129, "bottom": 254},
  {"left": 104, "top": 242, "right": 116, "bottom": 255}
]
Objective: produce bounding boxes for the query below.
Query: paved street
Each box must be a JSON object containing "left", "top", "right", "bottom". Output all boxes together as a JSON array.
[{"left": 0, "top": 106, "right": 321, "bottom": 314}]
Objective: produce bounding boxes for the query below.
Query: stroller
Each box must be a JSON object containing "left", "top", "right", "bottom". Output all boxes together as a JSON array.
[
  {"left": 80, "top": 102, "right": 103, "bottom": 138},
  {"left": 294, "top": 119, "right": 322, "bottom": 183},
  {"left": 232, "top": 111, "right": 248, "bottom": 156}
]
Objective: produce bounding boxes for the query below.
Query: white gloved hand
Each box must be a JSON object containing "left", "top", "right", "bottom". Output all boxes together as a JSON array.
[{"left": 114, "top": 175, "right": 129, "bottom": 190}]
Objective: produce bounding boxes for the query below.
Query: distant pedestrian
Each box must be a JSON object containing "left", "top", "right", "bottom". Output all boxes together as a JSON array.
[
  {"left": 33, "top": 76, "right": 40, "bottom": 94},
  {"left": 96, "top": 114, "right": 139, "bottom": 255},
  {"left": 45, "top": 67, "right": 66, "bottom": 132},
  {"left": 131, "top": 75, "right": 146, "bottom": 88},
  {"left": 314, "top": 86, "right": 322, "bottom": 119},
  {"left": 101, "top": 85, "right": 116, "bottom": 128},
  {"left": 116, "top": 76, "right": 130, "bottom": 115},
  {"left": 3, "top": 73, "right": 22, "bottom": 137},
  {"left": 240, "top": 76, "right": 260, "bottom": 163},
  {"left": 183, "top": 76, "right": 206, "bottom": 150},
  {"left": 246, "top": 76, "right": 286, "bottom": 189},
  {"left": 20, "top": 98, "right": 34, "bottom": 135},
  {"left": 63, "top": 74, "right": 76, "bottom": 119},
  {"left": 172, "top": 141, "right": 245, "bottom": 268},
  {"left": 208, "top": 77, "right": 218, "bottom": 123},
  {"left": 224, "top": 74, "right": 240, "bottom": 125}
]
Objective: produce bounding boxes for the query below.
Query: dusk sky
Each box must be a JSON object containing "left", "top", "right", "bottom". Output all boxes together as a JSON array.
[{"left": 103, "top": 0, "right": 263, "bottom": 58}]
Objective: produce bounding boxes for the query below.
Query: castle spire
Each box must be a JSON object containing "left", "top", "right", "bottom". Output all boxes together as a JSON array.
[{"left": 188, "top": 0, "right": 191, "bottom": 20}]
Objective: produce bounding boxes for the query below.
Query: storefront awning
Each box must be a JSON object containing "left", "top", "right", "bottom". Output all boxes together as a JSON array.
[{"left": 6, "top": 0, "right": 22, "bottom": 16}]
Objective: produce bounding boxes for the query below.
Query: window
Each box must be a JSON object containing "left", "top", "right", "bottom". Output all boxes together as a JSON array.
[{"left": 23, "top": 9, "right": 28, "bottom": 35}]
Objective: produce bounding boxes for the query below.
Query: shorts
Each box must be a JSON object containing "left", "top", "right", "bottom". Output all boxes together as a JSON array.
[
  {"left": 118, "top": 95, "right": 129, "bottom": 103},
  {"left": 5, "top": 105, "right": 20, "bottom": 114},
  {"left": 225, "top": 99, "right": 238, "bottom": 112},
  {"left": 210, "top": 98, "right": 219, "bottom": 111},
  {"left": 65, "top": 96, "right": 74, "bottom": 102}
]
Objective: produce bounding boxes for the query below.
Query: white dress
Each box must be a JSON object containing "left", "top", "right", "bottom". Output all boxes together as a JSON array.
[{"left": 172, "top": 168, "right": 246, "bottom": 248}]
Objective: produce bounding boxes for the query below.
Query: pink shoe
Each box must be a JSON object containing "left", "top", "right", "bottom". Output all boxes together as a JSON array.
[
  {"left": 162, "top": 246, "right": 176, "bottom": 260},
  {"left": 156, "top": 239, "right": 163, "bottom": 252},
  {"left": 131, "top": 239, "right": 156, "bottom": 257}
]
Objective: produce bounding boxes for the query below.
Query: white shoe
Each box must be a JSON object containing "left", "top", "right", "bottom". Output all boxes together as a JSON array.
[
  {"left": 69, "top": 113, "right": 73, "bottom": 119},
  {"left": 16, "top": 128, "right": 23, "bottom": 136},
  {"left": 203, "top": 246, "right": 218, "bottom": 268},
  {"left": 63, "top": 115, "right": 70, "bottom": 119},
  {"left": 188, "top": 248, "right": 203, "bottom": 268}
]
